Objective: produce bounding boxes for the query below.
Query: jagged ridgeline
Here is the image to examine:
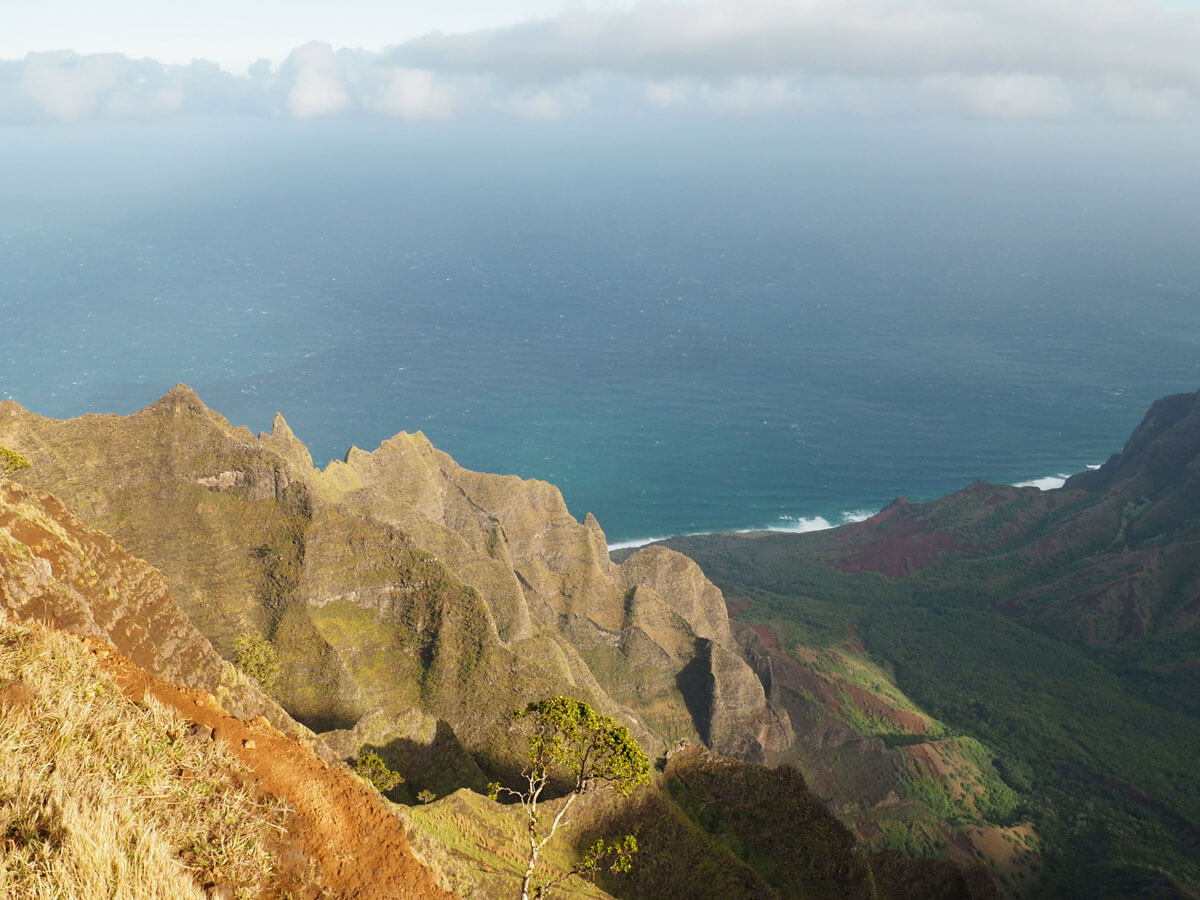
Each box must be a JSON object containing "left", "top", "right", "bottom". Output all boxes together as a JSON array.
[
  {"left": 0, "top": 386, "right": 1007, "bottom": 897},
  {"left": 0, "top": 385, "right": 788, "bottom": 786}
]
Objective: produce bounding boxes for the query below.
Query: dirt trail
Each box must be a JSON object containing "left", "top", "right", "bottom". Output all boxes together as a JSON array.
[{"left": 85, "top": 638, "right": 457, "bottom": 900}]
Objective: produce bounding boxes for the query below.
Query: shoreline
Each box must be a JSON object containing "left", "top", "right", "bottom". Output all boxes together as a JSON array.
[{"left": 605, "top": 465, "right": 1100, "bottom": 553}]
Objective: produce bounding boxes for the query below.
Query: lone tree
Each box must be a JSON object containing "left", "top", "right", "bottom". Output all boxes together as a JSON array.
[
  {"left": 352, "top": 750, "right": 404, "bottom": 794},
  {"left": 0, "top": 447, "right": 30, "bottom": 480},
  {"left": 489, "top": 696, "right": 651, "bottom": 900}
]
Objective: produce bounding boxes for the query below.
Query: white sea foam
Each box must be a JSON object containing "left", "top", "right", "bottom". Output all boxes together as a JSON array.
[
  {"left": 1013, "top": 463, "right": 1102, "bottom": 491},
  {"left": 606, "top": 535, "right": 675, "bottom": 551},
  {"left": 1013, "top": 473, "right": 1072, "bottom": 491},
  {"left": 757, "top": 515, "right": 835, "bottom": 534},
  {"left": 606, "top": 511, "right": 869, "bottom": 552},
  {"left": 840, "top": 508, "right": 878, "bottom": 524}
]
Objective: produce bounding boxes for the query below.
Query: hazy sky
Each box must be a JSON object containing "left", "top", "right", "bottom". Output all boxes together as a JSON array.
[
  {"left": 3, "top": 1, "right": 633, "bottom": 71},
  {"left": 3, "top": 0, "right": 1200, "bottom": 123}
]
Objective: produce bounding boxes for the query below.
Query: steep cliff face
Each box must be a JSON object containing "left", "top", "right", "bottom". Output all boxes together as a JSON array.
[
  {"left": 0, "top": 386, "right": 790, "bottom": 778},
  {"left": 1068, "top": 391, "right": 1200, "bottom": 497},
  {"left": 0, "top": 479, "right": 294, "bottom": 732},
  {"left": 0, "top": 479, "right": 220, "bottom": 687}
]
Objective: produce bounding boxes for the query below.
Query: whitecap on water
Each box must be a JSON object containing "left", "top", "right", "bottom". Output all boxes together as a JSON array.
[{"left": 1012, "top": 464, "right": 1100, "bottom": 491}]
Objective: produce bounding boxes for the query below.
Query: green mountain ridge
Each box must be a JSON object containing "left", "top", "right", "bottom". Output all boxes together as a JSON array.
[
  {"left": 0, "top": 385, "right": 1007, "bottom": 897},
  {"left": 663, "top": 388, "right": 1200, "bottom": 896}
]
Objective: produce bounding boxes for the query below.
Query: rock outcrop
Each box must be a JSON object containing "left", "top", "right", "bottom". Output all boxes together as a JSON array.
[
  {"left": 0, "top": 478, "right": 296, "bottom": 732},
  {"left": 0, "top": 386, "right": 791, "bottom": 779}
]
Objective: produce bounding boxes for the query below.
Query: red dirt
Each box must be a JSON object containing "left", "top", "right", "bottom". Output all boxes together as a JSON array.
[
  {"left": 838, "top": 679, "right": 929, "bottom": 734},
  {"left": 748, "top": 623, "right": 780, "bottom": 652},
  {"left": 745, "top": 625, "right": 929, "bottom": 734},
  {"left": 725, "top": 597, "right": 751, "bottom": 617},
  {"left": 85, "top": 638, "right": 457, "bottom": 900},
  {"left": 829, "top": 499, "right": 980, "bottom": 578},
  {"left": 835, "top": 525, "right": 972, "bottom": 578}
]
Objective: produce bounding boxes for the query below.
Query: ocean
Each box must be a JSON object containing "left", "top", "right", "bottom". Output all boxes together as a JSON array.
[{"left": 1, "top": 115, "right": 1197, "bottom": 545}]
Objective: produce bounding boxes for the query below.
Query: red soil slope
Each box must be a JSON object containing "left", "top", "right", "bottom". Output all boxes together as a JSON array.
[{"left": 87, "top": 638, "right": 457, "bottom": 900}]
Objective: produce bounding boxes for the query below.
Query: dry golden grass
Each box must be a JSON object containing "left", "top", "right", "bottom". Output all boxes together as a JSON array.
[{"left": 0, "top": 611, "right": 288, "bottom": 899}]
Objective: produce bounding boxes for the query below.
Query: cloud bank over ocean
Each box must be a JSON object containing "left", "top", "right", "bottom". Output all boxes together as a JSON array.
[{"left": 3, "top": 0, "right": 1200, "bottom": 124}]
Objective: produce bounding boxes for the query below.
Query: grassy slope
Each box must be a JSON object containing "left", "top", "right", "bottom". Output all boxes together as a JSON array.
[
  {"left": 665, "top": 530, "right": 1200, "bottom": 897},
  {"left": 0, "top": 613, "right": 287, "bottom": 899},
  {"left": 615, "top": 551, "right": 1027, "bottom": 877},
  {"left": 400, "top": 744, "right": 997, "bottom": 900}
]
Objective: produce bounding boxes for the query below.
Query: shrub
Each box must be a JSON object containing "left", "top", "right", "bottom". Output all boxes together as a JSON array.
[
  {"left": 233, "top": 632, "right": 280, "bottom": 693},
  {"left": 353, "top": 751, "right": 404, "bottom": 793},
  {"left": 0, "top": 447, "right": 30, "bottom": 479}
]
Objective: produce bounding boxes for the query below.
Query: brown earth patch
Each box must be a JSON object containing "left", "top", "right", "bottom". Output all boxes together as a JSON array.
[
  {"left": 827, "top": 500, "right": 982, "bottom": 578},
  {"left": 839, "top": 680, "right": 929, "bottom": 734},
  {"left": 962, "top": 823, "right": 1040, "bottom": 891},
  {"left": 84, "top": 638, "right": 457, "bottom": 900},
  {"left": 835, "top": 526, "right": 975, "bottom": 578},
  {"left": 725, "top": 596, "right": 750, "bottom": 617},
  {"left": 748, "top": 623, "right": 781, "bottom": 653}
]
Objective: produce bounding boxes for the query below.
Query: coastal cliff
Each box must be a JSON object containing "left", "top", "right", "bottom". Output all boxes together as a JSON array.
[
  {"left": 0, "top": 386, "right": 1016, "bottom": 897},
  {"left": 0, "top": 385, "right": 789, "bottom": 782}
]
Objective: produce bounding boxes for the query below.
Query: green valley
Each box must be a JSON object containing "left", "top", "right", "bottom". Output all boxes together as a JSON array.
[{"left": 664, "top": 389, "right": 1200, "bottom": 896}]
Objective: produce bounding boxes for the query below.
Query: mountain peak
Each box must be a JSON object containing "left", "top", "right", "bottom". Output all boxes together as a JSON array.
[
  {"left": 144, "top": 383, "right": 209, "bottom": 417},
  {"left": 1067, "top": 389, "right": 1200, "bottom": 493}
]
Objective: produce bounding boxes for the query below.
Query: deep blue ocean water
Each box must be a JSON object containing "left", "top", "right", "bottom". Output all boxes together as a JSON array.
[{"left": 1, "top": 116, "right": 1197, "bottom": 545}]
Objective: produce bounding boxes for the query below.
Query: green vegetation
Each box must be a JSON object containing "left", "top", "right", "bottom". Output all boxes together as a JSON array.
[
  {"left": 252, "top": 485, "right": 311, "bottom": 629},
  {"left": 652, "top": 745, "right": 994, "bottom": 898},
  {"left": 0, "top": 447, "right": 29, "bottom": 479},
  {"left": 232, "top": 631, "right": 280, "bottom": 693},
  {"left": 399, "top": 788, "right": 612, "bottom": 900},
  {"left": 488, "top": 696, "right": 651, "bottom": 900},
  {"left": 353, "top": 750, "right": 405, "bottom": 793},
  {"left": 667, "top": 503, "right": 1200, "bottom": 894}
]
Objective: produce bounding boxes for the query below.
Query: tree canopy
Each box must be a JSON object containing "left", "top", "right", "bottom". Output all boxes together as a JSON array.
[
  {"left": 517, "top": 696, "right": 650, "bottom": 798},
  {"left": 490, "top": 696, "right": 650, "bottom": 900}
]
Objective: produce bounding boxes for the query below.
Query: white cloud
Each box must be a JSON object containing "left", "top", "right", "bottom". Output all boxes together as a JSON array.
[
  {"left": 367, "top": 67, "right": 459, "bottom": 119},
  {"left": 390, "top": 0, "right": 1200, "bottom": 118},
  {"left": 5, "top": 51, "right": 248, "bottom": 122},
  {"left": 1098, "top": 76, "right": 1190, "bottom": 120},
  {"left": 3, "top": 0, "right": 1200, "bottom": 123},
  {"left": 645, "top": 79, "right": 689, "bottom": 107},
  {"left": 283, "top": 42, "right": 350, "bottom": 119},
  {"left": 21, "top": 52, "right": 111, "bottom": 120},
  {"left": 699, "top": 76, "right": 795, "bottom": 114},
  {"left": 498, "top": 88, "right": 567, "bottom": 119},
  {"left": 394, "top": 0, "right": 1200, "bottom": 87},
  {"left": 924, "top": 73, "right": 1076, "bottom": 120},
  {"left": 496, "top": 84, "right": 591, "bottom": 119}
]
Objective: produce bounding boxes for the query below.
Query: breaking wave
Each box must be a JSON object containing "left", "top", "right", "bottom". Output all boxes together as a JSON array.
[
  {"left": 1013, "top": 473, "right": 1073, "bottom": 491},
  {"left": 1013, "top": 464, "right": 1101, "bottom": 491},
  {"left": 606, "top": 508, "right": 880, "bottom": 552}
]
